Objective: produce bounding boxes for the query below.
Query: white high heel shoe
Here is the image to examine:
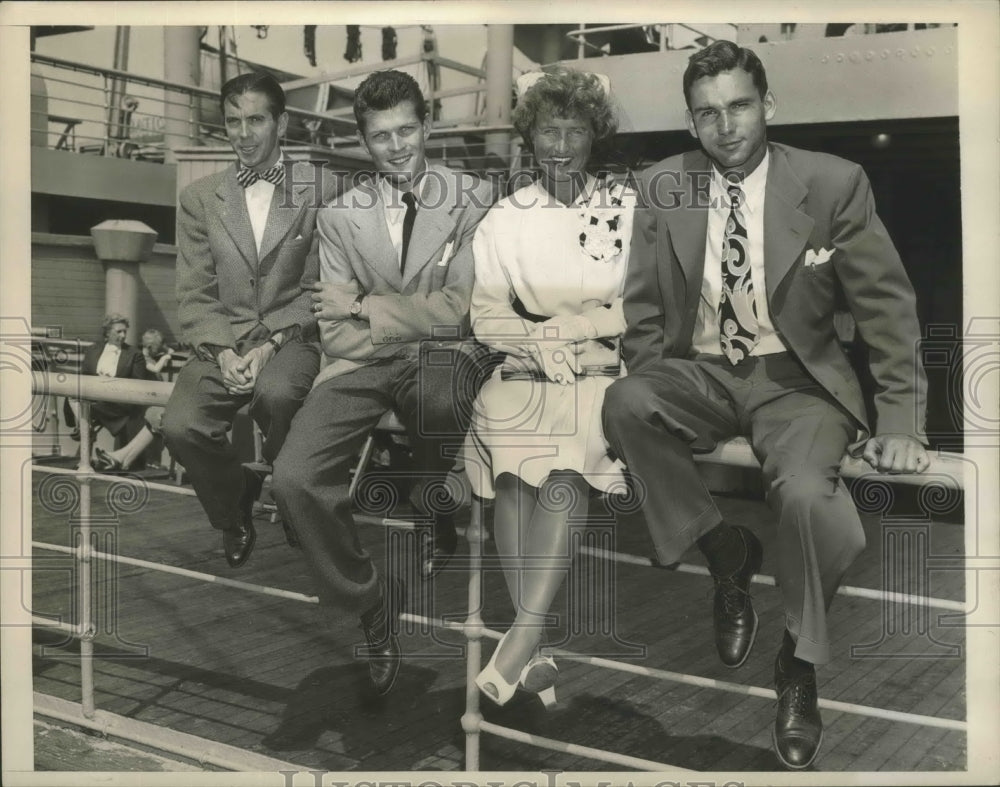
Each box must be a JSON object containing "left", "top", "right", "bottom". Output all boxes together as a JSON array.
[
  {"left": 475, "top": 633, "right": 519, "bottom": 706},
  {"left": 475, "top": 634, "right": 558, "bottom": 708},
  {"left": 520, "top": 652, "right": 558, "bottom": 708}
]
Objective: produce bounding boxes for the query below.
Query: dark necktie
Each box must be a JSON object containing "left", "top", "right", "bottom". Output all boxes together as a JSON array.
[
  {"left": 236, "top": 163, "right": 285, "bottom": 188},
  {"left": 400, "top": 190, "right": 418, "bottom": 274},
  {"left": 719, "top": 176, "right": 759, "bottom": 364}
]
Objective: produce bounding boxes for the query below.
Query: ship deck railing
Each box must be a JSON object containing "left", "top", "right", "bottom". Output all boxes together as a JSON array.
[{"left": 28, "top": 372, "right": 967, "bottom": 771}]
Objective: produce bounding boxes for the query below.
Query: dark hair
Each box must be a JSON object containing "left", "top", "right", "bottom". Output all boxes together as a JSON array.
[
  {"left": 682, "top": 40, "right": 768, "bottom": 108},
  {"left": 353, "top": 70, "right": 427, "bottom": 134},
  {"left": 220, "top": 71, "right": 286, "bottom": 118},
  {"left": 512, "top": 67, "right": 618, "bottom": 160}
]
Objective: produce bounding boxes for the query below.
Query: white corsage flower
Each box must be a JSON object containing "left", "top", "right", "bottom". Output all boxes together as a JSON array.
[{"left": 579, "top": 180, "right": 626, "bottom": 263}]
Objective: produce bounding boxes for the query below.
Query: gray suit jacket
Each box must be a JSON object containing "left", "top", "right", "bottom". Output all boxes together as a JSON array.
[
  {"left": 313, "top": 163, "right": 495, "bottom": 386},
  {"left": 625, "top": 142, "right": 927, "bottom": 444},
  {"left": 175, "top": 159, "right": 335, "bottom": 356}
]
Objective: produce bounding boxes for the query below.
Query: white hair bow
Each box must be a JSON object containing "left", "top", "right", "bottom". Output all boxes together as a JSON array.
[{"left": 515, "top": 70, "right": 612, "bottom": 100}]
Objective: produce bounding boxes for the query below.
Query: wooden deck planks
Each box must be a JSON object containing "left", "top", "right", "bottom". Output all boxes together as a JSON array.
[{"left": 30, "top": 474, "right": 967, "bottom": 772}]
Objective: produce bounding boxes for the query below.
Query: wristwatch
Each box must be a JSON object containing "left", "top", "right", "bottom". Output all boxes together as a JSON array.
[{"left": 349, "top": 293, "right": 366, "bottom": 321}]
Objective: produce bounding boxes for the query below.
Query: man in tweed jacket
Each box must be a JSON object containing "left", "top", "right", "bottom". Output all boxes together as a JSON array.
[{"left": 163, "top": 72, "right": 334, "bottom": 569}]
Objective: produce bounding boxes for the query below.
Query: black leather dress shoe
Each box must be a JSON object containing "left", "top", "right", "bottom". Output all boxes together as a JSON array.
[
  {"left": 222, "top": 518, "right": 256, "bottom": 568},
  {"left": 419, "top": 524, "right": 458, "bottom": 580},
  {"left": 710, "top": 525, "right": 763, "bottom": 667},
  {"left": 773, "top": 652, "right": 823, "bottom": 769},
  {"left": 359, "top": 576, "right": 405, "bottom": 695},
  {"left": 93, "top": 447, "right": 125, "bottom": 473},
  {"left": 222, "top": 467, "right": 263, "bottom": 568}
]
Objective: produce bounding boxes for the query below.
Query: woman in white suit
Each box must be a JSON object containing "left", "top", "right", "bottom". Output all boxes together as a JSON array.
[{"left": 467, "top": 68, "right": 636, "bottom": 706}]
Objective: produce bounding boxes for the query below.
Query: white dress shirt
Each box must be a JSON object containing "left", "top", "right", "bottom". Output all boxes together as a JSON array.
[
  {"left": 95, "top": 343, "right": 121, "bottom": 377},
  {"left": 378, "top": 175, "right": 428, "bottom": 269},
  {"left": 692, "top": 152, "right": 788, "bottom": 357},
  {"left": 243, "top": 153, "right": 284, "bottom": 255}
]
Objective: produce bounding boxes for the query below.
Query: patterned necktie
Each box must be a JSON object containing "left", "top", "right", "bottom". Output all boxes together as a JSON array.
[
  {"left": 400, "top": 191, "right": 418, "bottom": 273},
  {"left": 236, "top": 163, "right": 285, "bottom": 189},
  {"left": 719, "top": 175, "right": 759, "bottom": 364}
]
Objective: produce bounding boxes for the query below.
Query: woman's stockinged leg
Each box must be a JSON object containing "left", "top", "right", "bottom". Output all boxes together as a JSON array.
[
  {"left": 492, "top": 470, "right": 589, "bottom": 683},
  {"left": 493, "top": 473, "right": 536, "bottom": 615}
]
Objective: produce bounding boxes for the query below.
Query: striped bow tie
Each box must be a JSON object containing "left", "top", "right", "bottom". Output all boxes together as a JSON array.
[{"left": 236, "top": 163, "right": 285, "bottom": 188}]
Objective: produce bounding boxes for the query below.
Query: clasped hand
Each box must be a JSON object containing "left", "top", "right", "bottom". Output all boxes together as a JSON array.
[
  {"left": 862, "top": 433, "right": 929, "bottom": 474},
  {"left": 524, "top": 315, "right": 603, "bottom": 385},
  {"left": 219, "top": 343, "right": 276, "bottom": 396},
  {"left": 309, "top": 280, "right": 361, "bottom": 321}
]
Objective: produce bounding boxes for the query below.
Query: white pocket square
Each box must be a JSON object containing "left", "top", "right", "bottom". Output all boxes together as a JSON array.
[
  {"left": 804, "top": 247, "right": 834, "bottom": 267},
  {"left": 437, "top": 241, "right": 455, "bottom": 267}
]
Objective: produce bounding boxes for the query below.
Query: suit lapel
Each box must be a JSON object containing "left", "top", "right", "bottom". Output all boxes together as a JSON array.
[
  {"left": 351, "top": 180, "right": 403, "bottom": 289},
  {"left": 762, "top": 145, "right": 814, "bottom": 302},
  {"left": 401, "top": 165, "right": 456, "bottom": 289},
  {"left": 258, "top": 162, "right": 307, "bottom": 264},
  {"left": 216, "top": 167, "right": 258, "bottom": 271},
  {"left": 115, "top": 346, "right": 131, "bottom": 378},
  {"left": 666, "top": 151, "right": 712, "bottom": 314}
]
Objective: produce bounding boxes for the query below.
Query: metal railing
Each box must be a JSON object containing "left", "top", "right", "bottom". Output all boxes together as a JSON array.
[
  {"left": 566, "top": 23, "right": 740, "bottom": 58},
  {"left": 32, "top": 52, "right": 222, "bottom": 160},
  {"left": 29, "top": 374, "right": 967, "bottom": 770},
  {"left": 564, "top": 22, "right": 955, "bottom": 58},
  {"left": 31, "top": 50, "right": 495, "bottom": 163}
]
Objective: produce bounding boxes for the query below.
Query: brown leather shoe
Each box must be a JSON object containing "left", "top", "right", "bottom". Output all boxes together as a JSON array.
[
  {"left": 710, "top": 525, "right": 763, "bottom": 667},
  {"left": 773, "top": 651, "right": 823, "bottom": 769},
  {"left": 359, "top": 576, "right": 405, "bottom": 695}
]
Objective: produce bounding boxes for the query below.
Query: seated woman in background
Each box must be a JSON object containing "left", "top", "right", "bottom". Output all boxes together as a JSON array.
[
  {"left": 141, "top": 328, "right": 175, "bottom": 380},
  {"left": 466, "top": 68, "right": 636, "bottom": 706},
  {"left": 82, "top": 313, "right": 160, "bottom": 472}
]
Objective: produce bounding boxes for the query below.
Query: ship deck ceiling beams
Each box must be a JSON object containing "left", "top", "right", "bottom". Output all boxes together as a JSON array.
[{"left": 568, "top": 27, "right": 957, "bottom": 133}]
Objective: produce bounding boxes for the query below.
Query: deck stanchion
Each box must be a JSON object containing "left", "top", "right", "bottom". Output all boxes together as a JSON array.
[
  {"left": 74, "top": 401, "right": 97, "bottom": 717},
  {"left": 77, "top": 473, "right": 96, "bottom": 718},
  {"left": 462, "top": 496, "right": 485, "bottom": 771},
  {"left": 77, "top": 401, "right": 93, "bottom": 473},
  {"left": 29, "top": 378, "right": 969, "bottom": 770}
]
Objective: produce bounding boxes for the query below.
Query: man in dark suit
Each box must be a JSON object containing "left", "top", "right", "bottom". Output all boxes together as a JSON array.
[
  {"left": 162, "top": 72, "right": 334, "bottom": 569},
  {"left": 603, "top": 41, "right": 929, "bottom": 769},
  {"left": 271, "top": 70, "right": 494, "bottom": 696}
]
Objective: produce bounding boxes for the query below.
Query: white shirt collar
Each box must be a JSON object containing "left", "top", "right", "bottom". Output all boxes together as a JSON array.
[
  {"left": 711, "top": 150, "right": 769, "bottom": 215},
  {"left": 379, "top": 170, "right": 429, "bottom": 225}
]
